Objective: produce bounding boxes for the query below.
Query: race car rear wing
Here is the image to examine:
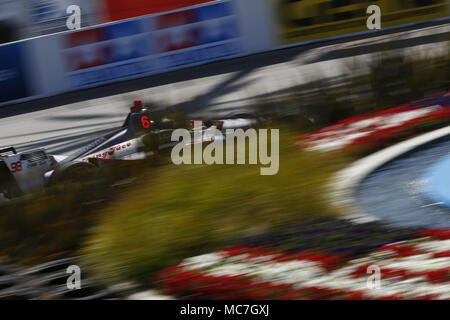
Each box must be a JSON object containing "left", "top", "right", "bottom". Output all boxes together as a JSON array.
[{"left": 0, "top": 146, "right": 17, "bottom": 158}]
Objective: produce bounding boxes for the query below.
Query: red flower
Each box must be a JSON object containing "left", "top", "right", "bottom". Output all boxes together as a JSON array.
[
  {"left": 376, "top": 295, "right": 402, "bottom": 300},
  {"left": 417, "top": 229, "right": 450, "bottom": 240},
  {"left": 425, "top": 268, "right": 450, "bottom": 283},
  {"left": 220, "top": 246, "right": 254, "bottom": 257},
  {"left": 341, "top": 292, "right": 366, "bottom": 300},
  {"left": 414, "top": 295, "right": 439, "bottom": 300},
  {"left": 433, "top": 251, "right": 450, "bottom": 258}
]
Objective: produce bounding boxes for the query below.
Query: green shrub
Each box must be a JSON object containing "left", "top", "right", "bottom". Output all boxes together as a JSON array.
[{"left": 0, "top": 178, "right": 114, "bottom": 265}]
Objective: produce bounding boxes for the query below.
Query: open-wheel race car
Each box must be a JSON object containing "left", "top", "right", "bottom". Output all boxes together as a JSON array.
[{"left": 0, "top": 100, "right": 259, "bottom": 199}]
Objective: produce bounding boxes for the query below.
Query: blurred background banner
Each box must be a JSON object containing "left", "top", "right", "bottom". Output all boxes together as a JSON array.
[
  {"left": 0, "top": 42, "right": 30, "bottom": 103},
  {"left": 58, "top": 0, "right": 242, "bottom": 89},
  {"left": 0, "top": 0, "right": 96, "bottom": 41},
  {"left": 276, "top": 0, "right": 450, "bottom": 44},
  {"left": 28, "top": 0, "right": 94, "bottom": 37},
  {"left": 96, "top": 0, "right": 215, "bottom": 23},
  {"left": 60, "top": 18, "right": 154, "bottom": 88},
  {"left": 151, "top": 1, "right": 242, "bottom": 70},
  {"left": 0, "top": 0, "right": 216, "bottom": 42}
]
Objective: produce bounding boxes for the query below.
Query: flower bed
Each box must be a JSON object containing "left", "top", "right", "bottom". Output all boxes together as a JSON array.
[
  {"left": 151, "top": 92, "right": 450, "bottom": 299},
  {"left": 299, "top": 92, "right": 450, "bottom": 153},
  {"left": 153, "top": 219, "right": 450, "bottom": 300}
]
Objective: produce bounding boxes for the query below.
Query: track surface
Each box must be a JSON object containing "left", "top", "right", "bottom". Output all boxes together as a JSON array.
[{"left": 0, "top": 23, "right": 448, "bottom": 156}]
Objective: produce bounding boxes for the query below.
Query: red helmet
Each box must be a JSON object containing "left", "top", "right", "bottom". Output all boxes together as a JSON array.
[{"left": 130, "top": 100, "right": 143, "bottom": 111}]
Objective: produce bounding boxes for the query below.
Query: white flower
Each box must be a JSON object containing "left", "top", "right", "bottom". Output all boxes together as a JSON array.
[
  {"left": 416, "top": 240, "right": 450, "bottom": 252},
  {"left": 183, "top": 253, "right": 225, "bottom": 270}
]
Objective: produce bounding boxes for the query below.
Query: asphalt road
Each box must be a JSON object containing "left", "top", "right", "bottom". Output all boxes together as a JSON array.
[{"left": 0, "top": 22, "right": 448, "bottom": 156}]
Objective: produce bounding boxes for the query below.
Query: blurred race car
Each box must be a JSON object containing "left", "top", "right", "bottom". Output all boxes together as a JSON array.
[{"left": 0, "top": 100, "right": 258, "bottom": 199}]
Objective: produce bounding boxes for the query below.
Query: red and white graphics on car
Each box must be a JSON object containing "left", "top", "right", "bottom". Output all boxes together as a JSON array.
[
  {"left": 3, "top": 149, "right": 53, "bottom": 193},
  {"left": 81, "top": 138, "right": 147, "bottom": 162}
]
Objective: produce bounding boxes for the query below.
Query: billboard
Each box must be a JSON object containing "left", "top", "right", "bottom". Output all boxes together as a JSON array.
[
  {"left": 61, "top": 0, "right": 242, "bottom": 89},
  {"left": 277, "top": 0, "right": 450, "bottom": 44},
  {"left": 151, "top": 1, "right": 242, "bottom": 70},
  {"left": 61, "top": 18, "right": 155, "bottom": 88},
  {"left": 0, "top": 43, "right": 29, "bottom": 103}
]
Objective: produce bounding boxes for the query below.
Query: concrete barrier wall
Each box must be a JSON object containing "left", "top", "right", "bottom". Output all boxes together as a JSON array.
[{"left": 0, "top": 0, "right": 448, "bottom": 107}]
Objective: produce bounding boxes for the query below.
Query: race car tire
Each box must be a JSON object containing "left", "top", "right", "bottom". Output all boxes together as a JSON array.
[
  {"left": 47, "top": 162, "right": 98, "bottom": 187},
  {"left": 142, "top": 132, "right": 160, "bottom": 151}
]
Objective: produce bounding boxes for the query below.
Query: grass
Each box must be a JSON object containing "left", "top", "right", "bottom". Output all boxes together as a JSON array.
[
  {"left": 0, "top": 162, "right": 142, "bottom": 265},
  {"left": 80, "top": 126, "right": 351, "bottom": 285},
  {"left": 0, "top": 181, "right": 107, "bottom": 265}
]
